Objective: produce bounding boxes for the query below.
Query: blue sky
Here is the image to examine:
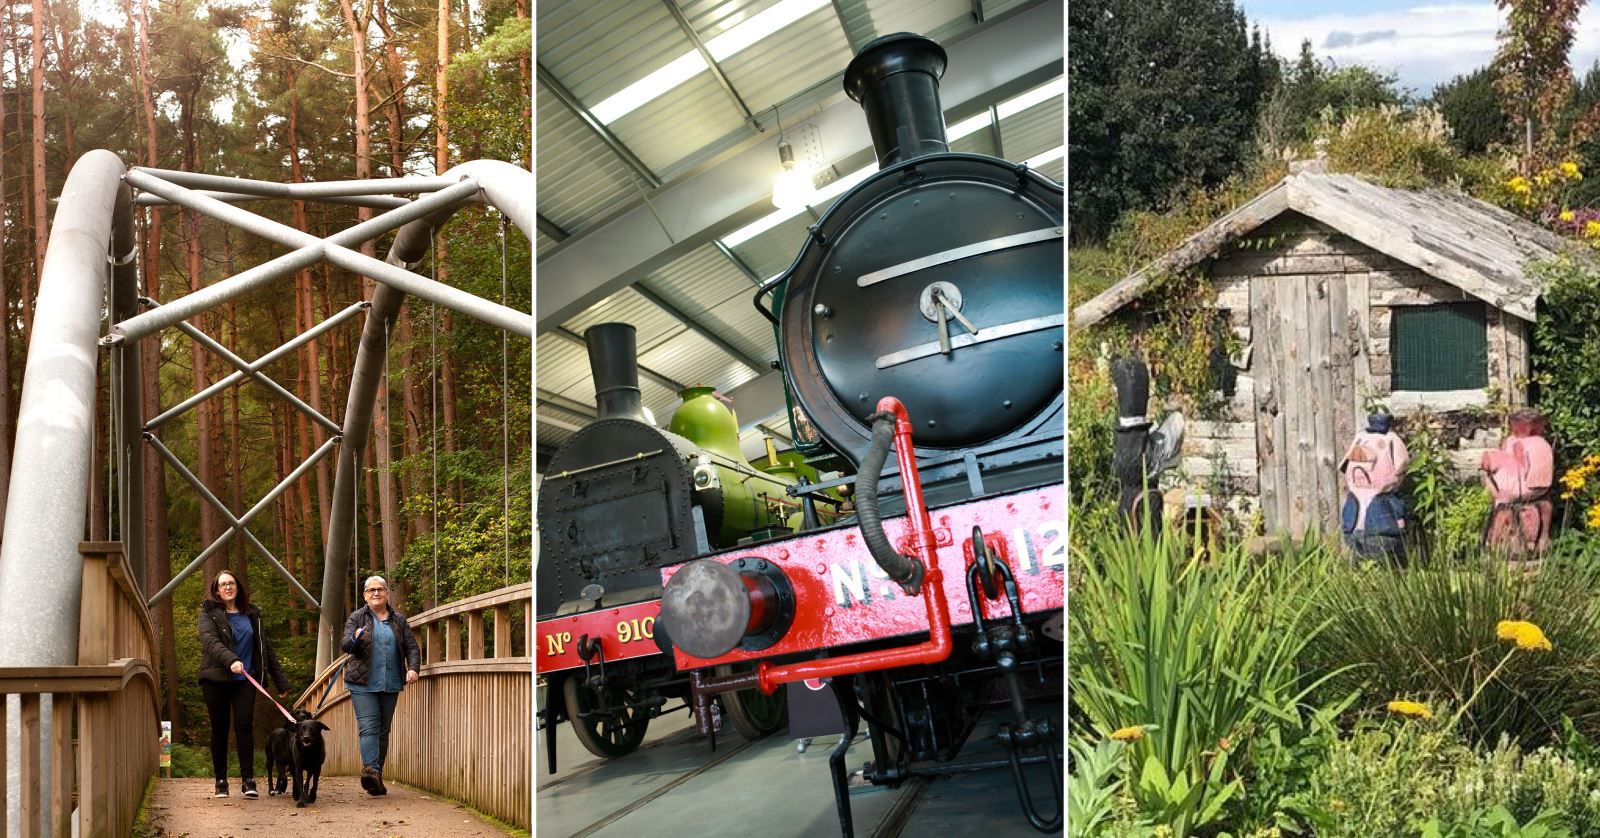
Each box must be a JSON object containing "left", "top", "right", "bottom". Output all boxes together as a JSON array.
[{"left": 1237, "top": 1, "right": 1600, "bottom": 96}]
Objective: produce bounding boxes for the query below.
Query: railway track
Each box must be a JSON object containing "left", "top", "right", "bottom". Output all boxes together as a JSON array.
[{"left": 535, "top": 705, "right": 1060, "bottom": 837}]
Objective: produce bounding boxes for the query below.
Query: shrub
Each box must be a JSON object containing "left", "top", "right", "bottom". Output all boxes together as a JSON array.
[
  {"left": 1290, "top": 721, "right": 1600, "bottom": 836},
  {"left": 1070, "top": 528, "right": 1338, "bottom": 833},
  {"left": 1308, "top": 546, "right": 1600, "bottom": 748}
]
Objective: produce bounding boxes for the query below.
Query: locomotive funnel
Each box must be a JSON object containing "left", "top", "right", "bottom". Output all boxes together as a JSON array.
[
  {"left": 843, "top": 32, "right": 949, "bottom": 167},
  {"left": 585, "top": 323, "right": 650, "bottom": 423}
]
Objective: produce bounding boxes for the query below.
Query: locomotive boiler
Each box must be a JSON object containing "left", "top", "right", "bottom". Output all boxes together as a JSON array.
[
  {"left": 536, "top": 323, "right": 806, "bottom": 763},
  {"left": 653, "top": 32, "right": 1064, "bottom": 835}
]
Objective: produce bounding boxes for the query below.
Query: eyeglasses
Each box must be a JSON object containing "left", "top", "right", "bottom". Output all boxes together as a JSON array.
[
  {"left": 364, "top": 588, "right": 386, "bottom": 594},
  {"left": 218, "top": 582, "right": 237, "bottom": 589}
]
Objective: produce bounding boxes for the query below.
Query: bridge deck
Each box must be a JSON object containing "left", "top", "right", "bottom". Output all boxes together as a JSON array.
[
  {"left": 537, "top": 702, "right": 1059, "bottom": 837},
  {"left": 140, "top": 777, "right": 516, "bottom": 836}
]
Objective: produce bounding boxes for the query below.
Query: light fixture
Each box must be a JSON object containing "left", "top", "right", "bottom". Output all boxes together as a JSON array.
[{"left": 772, "top": 138, "right": 816, "bottom": 210}]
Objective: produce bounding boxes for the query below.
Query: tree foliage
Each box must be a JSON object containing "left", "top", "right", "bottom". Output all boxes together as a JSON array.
[
  {"left": 1067, "top": 0, "right": 1276, "bottom": 243},
  {"left": 1433, "top": 66, "right": 1510, "bottom": 154}
]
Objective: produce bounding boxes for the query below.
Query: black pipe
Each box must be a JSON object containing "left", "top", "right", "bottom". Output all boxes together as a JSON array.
[
  {"left": 584, "top": 323, "right": 649, "bottom": 423},
  {"left": 855, "top": 411, "right": 924, "bottom": 596},
  {"left": 843, "top": 33, "right": 949, "bottom": 167}
]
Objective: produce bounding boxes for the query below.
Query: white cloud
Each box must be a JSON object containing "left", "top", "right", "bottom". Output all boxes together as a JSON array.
[{"left": 1250, "top": 3, "right": 1600, "bottom": 94}]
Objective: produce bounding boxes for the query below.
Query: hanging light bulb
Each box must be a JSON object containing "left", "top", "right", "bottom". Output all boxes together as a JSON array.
[{"left": 772, "top": 138, "right": 816, "bottom": 210}]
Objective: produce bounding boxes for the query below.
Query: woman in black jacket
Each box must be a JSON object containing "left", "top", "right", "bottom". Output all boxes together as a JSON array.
[
  {"left": 341, "top": 575, "right": 421, "bottom": 796},
  {"left": 198, "top": 570, "right": 288, "bottom": 799}
]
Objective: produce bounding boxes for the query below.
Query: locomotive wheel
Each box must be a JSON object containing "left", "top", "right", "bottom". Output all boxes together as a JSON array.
[
  {"left": 715, "top": 664, "right": 787, "bottom": 741},
  {"left": 563, "top": 676, "right": 650, "bottom": 759}
]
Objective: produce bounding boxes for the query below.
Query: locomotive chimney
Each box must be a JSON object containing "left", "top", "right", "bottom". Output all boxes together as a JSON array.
[
  {"left": 585, "top": 323, "right": 650, "bottom": 423},
  {"left": 843, "top": 32, "right": 949, "bottom": 167}
]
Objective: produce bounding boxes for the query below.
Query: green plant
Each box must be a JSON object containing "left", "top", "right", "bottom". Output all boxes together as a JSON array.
[
  {"left": 1534, "top": 257, "right": 1600, "bottom": 466},
  {"left": 1069, "top": 736, "right": 1127, "bottom": 837},
  {"left": 1308, "top": 546, "right": 1600, "bottom": 749},
  {"left": 1070, "top": 528, "right": 1339, "bottom": 834}
]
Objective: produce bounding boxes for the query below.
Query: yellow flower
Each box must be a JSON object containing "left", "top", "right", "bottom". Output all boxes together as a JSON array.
[
  {"left": 1562, "top": 161, "right": 1583, "bottom": 180},
  {"left": 1586, "top": 219, "right": 1600, "bottom": 240},
  {"left": 1536, "top": 170, "right": 1555, "bottom": 188},
  {"left": 1386, "top": 699, "right": 1433, "bottom": 719},
  {"left": 1507, "top": 176, "right": 1532, "bottom": 194},
  {"left": 1109, "top": 725, "right": 1145, "bottom": 742},
  {"left": 1588, "top": 503, "right": 1600, "bottom": 530},
  {"left": 1561, "top": 209, "right": 1576, "bottom": 222},
  {"left": 1497, "top": 620, "right": 1553, "bottom": 651}
]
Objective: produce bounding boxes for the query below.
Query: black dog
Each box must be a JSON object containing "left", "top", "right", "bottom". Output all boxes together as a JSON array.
[
  {"left": 289, "top": 716, "right": 330, "bottom": 807},
  {"left": 264, "top": 710, "right": 312, "bottom": 796}
]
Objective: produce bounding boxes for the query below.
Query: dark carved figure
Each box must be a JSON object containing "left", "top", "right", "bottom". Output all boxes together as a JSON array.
[{"left": 1110, "top": 357, "right": 1183, "bottom": 531}]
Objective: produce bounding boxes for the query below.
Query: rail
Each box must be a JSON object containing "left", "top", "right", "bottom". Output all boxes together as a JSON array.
[
  {"left": 298, "top": 581, "right": 532, "bottom": 828},
  {"left": 0, "top": 542, "right": 161, "bottom": 837}
]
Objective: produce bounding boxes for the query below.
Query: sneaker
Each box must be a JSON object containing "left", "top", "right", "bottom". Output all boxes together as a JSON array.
[
  {"left": 213, "top": 780, "right": 229, "bottom": 798},
  {"left": 360, "top": 766, "right": 379, "bottom": 794},
  {"left": 241, "top": 779, "right": 258, "bottom": 798}
]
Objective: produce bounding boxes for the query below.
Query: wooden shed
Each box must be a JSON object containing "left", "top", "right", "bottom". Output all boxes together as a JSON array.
[{"left": 1073, "top": 170, "right": 1576, "bottom": 535}]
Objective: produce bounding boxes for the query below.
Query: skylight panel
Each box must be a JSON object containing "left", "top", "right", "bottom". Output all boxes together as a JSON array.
[
  {"left": 996, "top": 78, "right": 1064, "bottom": 120},
  {"left": 588, "top": 0, "right": 833, "bottom": 125}
]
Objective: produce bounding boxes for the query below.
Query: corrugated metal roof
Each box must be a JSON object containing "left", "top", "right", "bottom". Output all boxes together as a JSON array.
[
  {"left": 534, "top": 334, "right": 592, "bottom": 397},
  {"left": 641, "top": 330, "right": 763, "bottom": 394},
  {"left": 647, "top": 245, "right": 758, "bottom": 320},
  {"left": 998, "top": 84, "right": 1063, "bottom": 162},
  {"left": 703, "top": 295, "right": 780, "bottom": 364},
  {"left": 535, "top": 82, "right": 642, "bottom": 233},
  {"left": 608, "top": 75, "right": 749, "bottom": 176},
  {"left": 537, "top": 2, "right": 689, "bottom": 106},
  {"left": 714, "top": 8, "right": 852, "bottom": 120},
  {"left": 728, "top": 213, "right": 813, "bottom": 278},
  {"left": 859, "top": 0, "right": 975, "bottom": 44},
  {"left": 562, "top": 286, "right": 687, "bottom": 354}
]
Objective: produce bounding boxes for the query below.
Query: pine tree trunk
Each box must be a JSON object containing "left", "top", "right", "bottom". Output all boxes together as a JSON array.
[
  {"left": 27, "top": 0, "right": 46, "bottom": 345},
  {"left": 133, "top": 0, "right": 178, "bottom": 731}
]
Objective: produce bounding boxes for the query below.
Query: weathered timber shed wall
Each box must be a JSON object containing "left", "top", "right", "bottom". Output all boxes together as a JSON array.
[
  {"left": 1187, "top": 213, "right": 1528, "bottom": 532},
  {"left": 1075, "top": 171, "right": 1570, "bottom": 536}
]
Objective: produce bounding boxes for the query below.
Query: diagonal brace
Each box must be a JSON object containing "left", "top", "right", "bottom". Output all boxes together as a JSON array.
[
  {"left": 110, "top": 175, "right": 488, "bottom": 343},
  {"left": 118, "top": 172, "right": 532, "bottom": 339},
  {"left": 146, "top": 300, "right": 369, "bottom": 432},
  {"left": 169, "top": 316, "right": 340, "bottom": 436},
  {"left": 145, "top": 433, "right": 324, "bottom": 609}
]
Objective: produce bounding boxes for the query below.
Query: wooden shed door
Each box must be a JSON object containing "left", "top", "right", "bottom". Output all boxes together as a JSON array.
[{"left": 1250, "top": 274, "right": 1358, "bottom": 536}]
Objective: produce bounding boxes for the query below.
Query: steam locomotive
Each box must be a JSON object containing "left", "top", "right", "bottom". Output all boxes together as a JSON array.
[
  {"left": 536, "top": 322, "right": 812, "bottom": 762},
  {"left": 536, "top": 31, "right": 1062, "bottom": 835}
]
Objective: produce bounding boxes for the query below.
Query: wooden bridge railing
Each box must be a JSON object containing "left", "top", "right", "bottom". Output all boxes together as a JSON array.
[
  {"left": 299, "top": 581, "right": 531, "bottom": 829},
  {"left": 0, "top": 542, "right": 160, "bottom": 838}
]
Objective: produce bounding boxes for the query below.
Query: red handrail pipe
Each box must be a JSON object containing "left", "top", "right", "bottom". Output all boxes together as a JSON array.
[{"left": 751, "top": 396, "right": 953, "bottom": 694}]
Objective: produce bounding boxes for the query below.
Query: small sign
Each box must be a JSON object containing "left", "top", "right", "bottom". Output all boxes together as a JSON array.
[{"left": 159, "top": 720, "right": 171, "bottom": 770}]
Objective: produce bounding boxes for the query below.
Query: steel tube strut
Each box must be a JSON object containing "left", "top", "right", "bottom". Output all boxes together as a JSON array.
[
  {"left": 137, "top": 191, "right": 410, "bottom": 210},
  {"left": 111, "top": 174, "right": 490, "bottom": 342},
  {"left": 130, "top": 167, "right": 462, "bottom": 197},
  {"left": 0, "top": 150, "right": 132, "bottom": 667},
  {"left": 170, "top": 320, "right": 340, "bottom": 435},
  {"left": 145, "top": 300, "right": 369, "bottom": 431},
  {"left": 145, "top": 434, "right": 322, "bottom": 608}
]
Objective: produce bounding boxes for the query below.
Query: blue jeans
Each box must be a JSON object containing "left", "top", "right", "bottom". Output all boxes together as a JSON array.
[{"left": 349, "top": 690, "right": 399, "bottom": 772}]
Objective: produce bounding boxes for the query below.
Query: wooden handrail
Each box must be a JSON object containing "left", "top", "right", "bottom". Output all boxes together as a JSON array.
[
  {"left": 0, "top": 659, "right": 158, "bottom": 698},
  {"left": 407, "top": 581, "right": 531, "bottom": 628}
]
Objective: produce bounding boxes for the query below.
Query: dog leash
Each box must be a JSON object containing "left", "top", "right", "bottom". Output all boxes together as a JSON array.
[
  {"left": 241, "top": 669, "right": 297, "bottom": 724},
  {"left": 315, "top": 661, "right": 347, "bottom": 711}
]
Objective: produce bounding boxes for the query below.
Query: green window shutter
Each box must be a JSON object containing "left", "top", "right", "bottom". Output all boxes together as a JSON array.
[{"left": 1391, "top": 301, "right": 1488, "bottom": 391}]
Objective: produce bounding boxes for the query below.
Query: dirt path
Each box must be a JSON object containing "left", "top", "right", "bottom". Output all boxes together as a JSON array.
[{"left": 140, "top": 777, "right": 517, "bottom": 837}]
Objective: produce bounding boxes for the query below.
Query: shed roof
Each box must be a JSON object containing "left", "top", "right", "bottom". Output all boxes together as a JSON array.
[{"left": 1072, "top": 171, "right": 1578, "bottom": 326}]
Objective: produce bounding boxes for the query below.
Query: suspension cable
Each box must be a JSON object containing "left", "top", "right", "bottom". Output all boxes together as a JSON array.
[
  {"left": 430, "top": 235, "right": 439, "bottom": 608},
  {"left": 500, "top": 213, "right": 509, "bottom": 587}
]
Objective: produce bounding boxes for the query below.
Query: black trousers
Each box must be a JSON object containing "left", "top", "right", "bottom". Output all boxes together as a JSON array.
[{"left": 200, "top": 679, "right": 256, "bottom": 781}]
